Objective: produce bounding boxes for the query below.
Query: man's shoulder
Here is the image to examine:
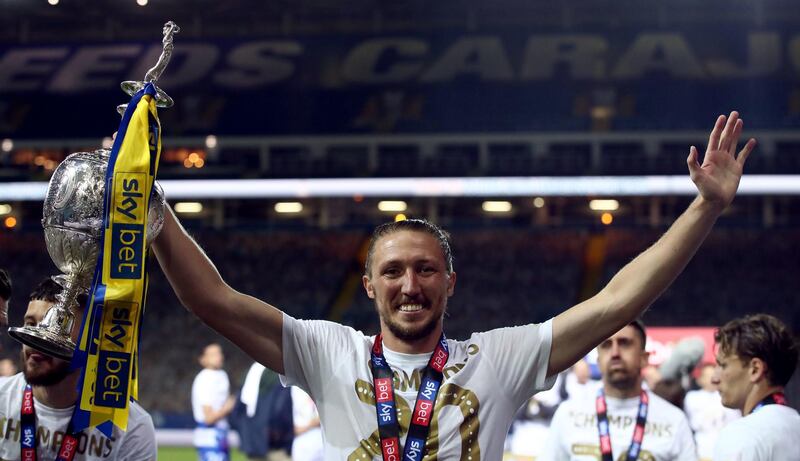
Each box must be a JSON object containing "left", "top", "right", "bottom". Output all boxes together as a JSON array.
[
  {"left": 127, "top": 400, "right": 156, "bottom": 431},
  {"left": 289, "top": 315, "right": 372, "bottom": 347},
  {"left": 0, "top": 372, "right": 23, "bottom": 388},
  {"left": 465, "top": 321, "right": 552, "bottom": 343},
  {"left": 0, "top": 373, "right": 24, "bottom": 396}
]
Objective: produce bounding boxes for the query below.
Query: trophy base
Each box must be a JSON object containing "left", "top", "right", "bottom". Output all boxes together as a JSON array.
[{"left": 8, "top": 326, "right": 76, "bottom": 361}]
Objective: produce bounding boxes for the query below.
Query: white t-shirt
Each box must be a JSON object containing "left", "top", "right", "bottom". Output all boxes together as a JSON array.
[
  {"left": 0, "top": 373, "right": 156, "bottom": 461},
  {"left": 291, "top": 387, "right": 323, "bottom": 461},
  {"left": 191, "top": 368, "right": 230, "bottom": 429},
  {"left": 541, "top": 389, "right": 697, "bottom": 461},
  {"left": 280, "top": 314, "right": 555, "bottom": 460},
  {"left": 683, "top": 389, "right": 740, "bottom": 460},
  {"left": 712, "top": 404, "right": 800, "bottom": 461}
]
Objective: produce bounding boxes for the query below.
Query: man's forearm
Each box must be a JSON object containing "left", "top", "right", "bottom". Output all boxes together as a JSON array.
[
  {"left": 152, "top": 206, "right": 228, "bottom": 317},
  {"left": 549, "top": 195, "right": 723, "bottom": 376},
  {"left": 600, "top": 195, "right": 722, "bottom": 319}
]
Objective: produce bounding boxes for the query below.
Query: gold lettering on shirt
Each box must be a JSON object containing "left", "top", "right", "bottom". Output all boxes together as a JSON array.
[
  {"left": 348, "top": 380, "right": 482, "bottom": 461},
  {"left": 0, "top": 417, "right": 117, "bottom": 457},
  {"left": 570, "top": 444, "right": 656, "bottom": 460},
  {"left": 568, "top": 411, "right": 673, "bottom": 437}
]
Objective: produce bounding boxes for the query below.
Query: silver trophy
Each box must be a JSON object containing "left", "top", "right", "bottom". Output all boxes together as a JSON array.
[{"left": 8, "top": 22, "right": 179, "bottom": 361}]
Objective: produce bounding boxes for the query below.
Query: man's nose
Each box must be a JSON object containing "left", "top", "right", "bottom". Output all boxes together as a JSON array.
[
  {"left": 401, "top": 269, "right": 421, "bottom": 295},
  {"left": 711, "top": 366, "right": 722, "bottom": 384}
]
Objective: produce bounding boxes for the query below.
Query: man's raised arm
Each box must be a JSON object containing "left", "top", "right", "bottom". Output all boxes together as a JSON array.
[
  {"left": 152, "top": 206, "right": 285, "bottom": 373},
  {"left": 547, "top": 111, "right": 757, "bottom": 377}
]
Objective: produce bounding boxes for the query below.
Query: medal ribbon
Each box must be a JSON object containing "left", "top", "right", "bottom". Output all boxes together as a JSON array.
[
  {"left": 20, "top": 385, "right": 82, "bottom": 461},
  {"left": 596, "top": 389, "right": 649, "bottom": 461},
  {"left": 370, "top": 333, "right": 449, "bottom": 461},
  {"left": 72, "top": 82, "right": 161, "bottom": 435},
  {"left": 753, "top": 392, "right": 788, "bottom": 413}
]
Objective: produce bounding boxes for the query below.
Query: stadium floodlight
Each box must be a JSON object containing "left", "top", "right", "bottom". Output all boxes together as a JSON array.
[
  {"left": 589, "top": 199, "right": 620, "bottom": 211},
  {"left": 174, "top": 202, "right": 203, "bottom": 214},
  {"left": 378, "top": 201, "right": 408, "bottom": 212},
  {"left": 482, "top": 201, "right": 513, "bottom": 213},
  {"left": 274, "top": 202, "right": 303, "bottom": 213},
  {"left": 2, "top": 175, "right": 800, "bottom": 201}
]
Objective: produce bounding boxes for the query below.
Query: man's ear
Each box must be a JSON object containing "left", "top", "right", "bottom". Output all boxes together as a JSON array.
[
  {"left": 446, "top": 271, "right": 456, "bottom": 297},
  {"left": 640, "top": 350, "right": 650, "bottom": 370},
  {"left": 748, "top": 357, "right": 768, "bottom": 384},
  {"left": 362, "top": 275, "right": 375, "bottom": 299}
]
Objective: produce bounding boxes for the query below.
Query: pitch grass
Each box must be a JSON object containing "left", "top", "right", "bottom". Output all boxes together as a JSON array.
[{"left": 157, "top": 446, "right": 249, "bottom": 460}]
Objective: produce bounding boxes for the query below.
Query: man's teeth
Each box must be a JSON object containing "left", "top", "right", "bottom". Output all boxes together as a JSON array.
[{"left": 399, "top": 304, "right": 423, "bottom": 312}]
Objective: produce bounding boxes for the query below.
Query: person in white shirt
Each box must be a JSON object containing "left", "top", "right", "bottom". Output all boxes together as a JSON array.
[
  {"left": 541, "top": 321, "right": 697, "bottom": 461},
  {"left": 291, "top": 386, "right": 323, "bottom": 461},
  {"left": 711, "top": 314, "right": 800, "bottom": 461},
  {"left": 683, "top": 364, "right": 740, "bottom": 461},
  {"left": 192, "top": 342, "right": 236, "bottom": 461},
  {"left": 0, "top": 278, "right": 156, "bottom": 461},
  {"left": 153, "top": 112, "right": 755, "bottom": 459}
]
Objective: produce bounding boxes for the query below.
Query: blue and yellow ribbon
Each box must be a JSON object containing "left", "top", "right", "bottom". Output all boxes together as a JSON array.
[{"left": 72, "top": 82, "right": 161, "bottom": 435}]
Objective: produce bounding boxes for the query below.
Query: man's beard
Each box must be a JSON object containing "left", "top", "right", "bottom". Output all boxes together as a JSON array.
[
  {"left": 381, "top": 310, "right": 440, "bottom": 343},
  {"left": 606, "top": 372, "right": 639, "bottom": 393},
  {"left": 21, "top": 350, "right": 72, "bottom": 386}
]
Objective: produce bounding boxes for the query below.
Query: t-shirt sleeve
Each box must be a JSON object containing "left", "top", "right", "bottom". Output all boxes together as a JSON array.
[
  {"left": 538, "top": 402, "right": 570, "bottom": 461},
  {"left": 280, "top": 313, "right": 358, "bottom": 398},
  {"left": 117, "top": 409, "right": 157, "bottom": 461},
  {"left": 478, "top": 318, "right": 556, "bottom": 407},
  {"left": 672, "top": 412, "right": 699, "bottom": 461}
]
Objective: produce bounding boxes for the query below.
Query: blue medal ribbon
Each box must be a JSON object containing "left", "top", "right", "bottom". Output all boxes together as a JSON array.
[
  {"left": 595, "top": 388, "right": 648, "bottom": 461},
  {"left": 20, "top": 384, "right": 82, "bottom": 461},
  {"left": 370, "top": 333, "right": 449, "bottom": 461},
  {"left": 753, "top": 392, "right": 788, "bottom": 413}
]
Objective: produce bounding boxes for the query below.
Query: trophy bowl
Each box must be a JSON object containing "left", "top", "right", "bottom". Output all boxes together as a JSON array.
[{"left": 8, "top": 148, "right": 165, "bottom": 360}]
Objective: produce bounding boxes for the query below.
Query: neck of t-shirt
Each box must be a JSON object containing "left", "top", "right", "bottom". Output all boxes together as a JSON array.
[
  {"left": 743, "top": 384, "right": 785, "bottom": 416},
  {"left": 382, "top": 343, "right": 434, "bottom": 375},
  {"left": 603, "top": 381, "right": 643, "bottom": 400}
]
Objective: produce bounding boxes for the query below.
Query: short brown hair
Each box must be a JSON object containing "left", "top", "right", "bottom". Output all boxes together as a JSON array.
[
  {"left": 715, "top": 314, "right": 798, "bottom": 387},
  {"left": 629, "top": 319, "right": 647, "bottom": 350},
  {"left": 364, "top": 219, "right": 454, "bottom": 277}
]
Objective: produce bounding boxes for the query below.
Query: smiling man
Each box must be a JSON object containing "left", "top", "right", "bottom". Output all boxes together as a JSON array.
[
  {"left": 711, "top": 314, "right": 799, "bottom": 461},
  {"left": 541, "top": 321, "right": 696, "bottom": 461},
  {"left": 0, "top": 278, "right": 156, "bottom": 461},
  {"left": 153, "top": 112, "right": 756, "bottom": 460}
]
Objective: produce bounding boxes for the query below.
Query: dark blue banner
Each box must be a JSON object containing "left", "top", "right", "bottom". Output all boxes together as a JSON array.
[{"left": 1, "top": 28, "right": 799, "bottom": 137}]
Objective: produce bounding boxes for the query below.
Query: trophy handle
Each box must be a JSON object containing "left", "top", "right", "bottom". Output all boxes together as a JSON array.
[{"left": 116, "top": 21, "right": 180, "bottom": 115}]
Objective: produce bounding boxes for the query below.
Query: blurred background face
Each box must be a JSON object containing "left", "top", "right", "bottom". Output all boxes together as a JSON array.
[
  {"left": 698, "top": 363, "right": 718, "bottom": 391},
  {"left": 20, "top": 299, "right": 74, "bottom": 386},
  {"left": 200, "top": 344, "right": 224, "bottom": 370},
  {"left": 598, "top": 325, "right": 648, "bottom": 392},
  {"left": 0, "top": 358, "right": 16, "bottom": 377}
]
